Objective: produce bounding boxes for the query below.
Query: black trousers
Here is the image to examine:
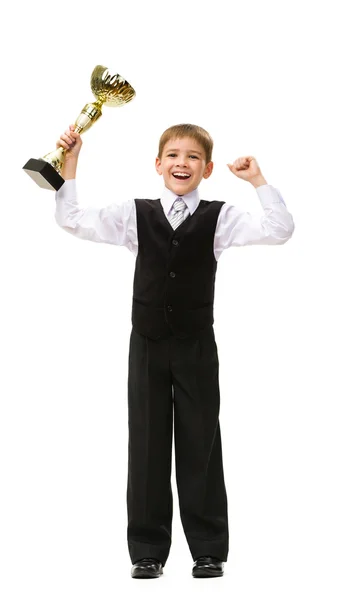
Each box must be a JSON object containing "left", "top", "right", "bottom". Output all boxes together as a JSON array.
[{"left": 126, "top": 324, "right": 229, "bottom": 566}]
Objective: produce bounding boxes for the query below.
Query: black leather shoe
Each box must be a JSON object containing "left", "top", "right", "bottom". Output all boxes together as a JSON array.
[
  {"left": 192, "top": 556, "right": 224, "bottom": 577},
  {"left": 131, "top": 558, "right": 163, "bottom": 578}
]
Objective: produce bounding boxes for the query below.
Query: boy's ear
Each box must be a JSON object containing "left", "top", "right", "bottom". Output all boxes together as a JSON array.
[
  {"left": 203, "top": 161, "right": 214, "bottom": 179},
  {"left": 155, "top": 156, "right": 162, "bottom": 175}
]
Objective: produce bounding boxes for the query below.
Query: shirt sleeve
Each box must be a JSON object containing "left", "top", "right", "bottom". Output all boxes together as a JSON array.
[
  {"left": 54, "top": 179, "right": 138, "bottom": 256},
  {"left": 214, "top": 184, "right": 295, "bottom": 260}
]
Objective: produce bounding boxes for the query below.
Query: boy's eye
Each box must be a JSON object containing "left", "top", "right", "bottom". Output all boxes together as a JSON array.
[{"left": 167, "top": 154, "right": 198, "bottom": 159}]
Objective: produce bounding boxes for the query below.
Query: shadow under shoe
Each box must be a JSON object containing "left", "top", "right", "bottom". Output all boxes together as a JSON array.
[
  {"left": 192, "top": 556, "right": 224, "bottom": 578},
  {"left": 131, "top": 558, "right": 163, "bottom": 579}
]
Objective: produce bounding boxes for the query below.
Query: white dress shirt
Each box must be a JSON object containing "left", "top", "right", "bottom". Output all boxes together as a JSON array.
[{"left": 55, "top": 180, "right": 294, "bottom": 260}]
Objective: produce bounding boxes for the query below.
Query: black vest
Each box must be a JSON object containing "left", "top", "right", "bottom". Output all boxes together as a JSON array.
[{"left": 131, "top": 198, "right": 225, "bottom": 339}]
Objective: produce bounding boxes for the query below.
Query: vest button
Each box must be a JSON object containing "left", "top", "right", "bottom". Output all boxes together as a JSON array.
[
  {"left": 172, "top": 240, "right": 179, "bottom": 246},
  {"left": 169, "top": 271, "right": 176, "bottom": 278},
  {"left": 167, "top": 305, "right": 173, "bottom": 311}
]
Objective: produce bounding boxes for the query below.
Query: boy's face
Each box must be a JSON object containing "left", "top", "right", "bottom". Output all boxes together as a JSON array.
[{"left": 155, "top": 137, "right": 213, "bottom": 196}]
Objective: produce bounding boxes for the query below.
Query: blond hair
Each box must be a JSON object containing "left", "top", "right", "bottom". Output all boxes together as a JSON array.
[{"left": 158, "top": 124, "right": 213, "bottom": 164}]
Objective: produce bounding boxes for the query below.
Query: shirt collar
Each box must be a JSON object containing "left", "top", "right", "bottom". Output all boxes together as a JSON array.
[{"left": 160, "top": 186, "right": 200, "bottom": 217}]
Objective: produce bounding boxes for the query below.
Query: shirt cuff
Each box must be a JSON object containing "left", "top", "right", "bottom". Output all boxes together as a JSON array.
[
  {"left": 55, "top": 178, "right": 77, "bottom": 201},
  {"left": 255, "top": 184, "right": 286, "bottom": 207}
]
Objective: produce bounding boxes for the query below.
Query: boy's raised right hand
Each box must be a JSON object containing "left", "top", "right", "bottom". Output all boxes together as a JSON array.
[{"left": 56, "top": 124, "right": 82, "bottom": 161}]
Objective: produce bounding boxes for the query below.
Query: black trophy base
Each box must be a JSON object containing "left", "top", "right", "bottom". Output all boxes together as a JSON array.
[{"left": 23, "top": 158, "right": 65, "bottom": 191}]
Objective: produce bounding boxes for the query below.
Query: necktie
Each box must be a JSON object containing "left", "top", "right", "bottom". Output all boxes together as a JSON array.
[{"left": 169, "top": 197, "right": 186, "bottom": 230}]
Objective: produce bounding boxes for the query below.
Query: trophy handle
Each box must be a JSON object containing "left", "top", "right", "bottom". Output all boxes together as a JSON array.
[{"left": 42, "top": 101, "right": 103, "bottom": 173}]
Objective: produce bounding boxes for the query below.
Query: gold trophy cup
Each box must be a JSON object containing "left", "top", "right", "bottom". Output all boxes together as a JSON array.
[{"left": 23, "top": 65, "right": 136, "bottom": 191}]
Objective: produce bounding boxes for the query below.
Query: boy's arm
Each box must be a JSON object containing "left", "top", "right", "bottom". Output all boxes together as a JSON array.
[
  {"left": 214, "top": 183, "right": 295, "bottom": 257},
  {"left": 55, "top": 179, "right": 137, "bottom": 253},
  {"left": 214, "top": 155, "right": 295, "bottom": 256},
  {"left": 54, "top": 126, "right": 138, "bottom": 253}
]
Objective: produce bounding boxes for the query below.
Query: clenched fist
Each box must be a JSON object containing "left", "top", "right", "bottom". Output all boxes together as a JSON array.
[
  {"left": 227, "top": 156, "right": 263, "bottom": 183},
  {"left": 56, "top": 124, "right": 83, "bottom": 161}
]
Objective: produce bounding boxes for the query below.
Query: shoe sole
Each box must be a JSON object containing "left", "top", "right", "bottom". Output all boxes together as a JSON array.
[
  {"left": 131, "top": 570, "right": 163, "bottom": 579},
  {"left": 132, "top": 574, "right": 162, "bottom": 578},
  {"left": 192, "top": 570, "right": 223, "bottom": 578}
]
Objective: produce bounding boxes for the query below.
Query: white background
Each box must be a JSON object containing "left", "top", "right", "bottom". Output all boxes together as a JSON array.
[{"left": 1, "top": 0, "right": 349, "bottom": 598}]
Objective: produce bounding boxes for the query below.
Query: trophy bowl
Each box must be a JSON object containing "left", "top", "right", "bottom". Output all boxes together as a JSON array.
[{"left": 90, "top": 65, "right": 136, "bottom": 107}]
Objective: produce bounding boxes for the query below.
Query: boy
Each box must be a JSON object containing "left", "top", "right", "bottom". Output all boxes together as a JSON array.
[{"left": 54, "top": 123, "right": 295, "bottom": 578}]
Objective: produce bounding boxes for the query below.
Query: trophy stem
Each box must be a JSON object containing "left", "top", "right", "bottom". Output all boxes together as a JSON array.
[
  {"left": 41, "top": 101, "right": 103, "bottom": 173},
  {"left": 42, "top": 146, "right": 66, "bottom": 173},
  {"left": 74, "top": 102, "right": 103, "bottom": 133}
]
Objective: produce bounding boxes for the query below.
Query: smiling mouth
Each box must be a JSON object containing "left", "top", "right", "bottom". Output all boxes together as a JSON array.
[{"left": 172, "top": 173, "right": 191, "bottom": 181}]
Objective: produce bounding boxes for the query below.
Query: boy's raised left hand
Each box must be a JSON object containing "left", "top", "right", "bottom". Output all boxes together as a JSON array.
[{"left": 227, "top": 156, "right": 263, "bottom": 183}]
